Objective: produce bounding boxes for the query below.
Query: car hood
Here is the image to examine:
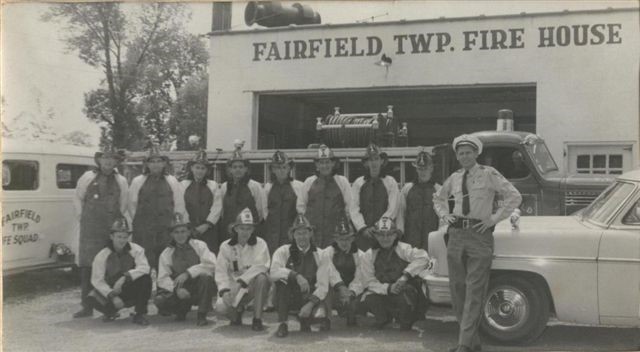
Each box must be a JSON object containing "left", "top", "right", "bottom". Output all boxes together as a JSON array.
[{"left": 493, "top": 216, "right": 603, "bottom": 258}]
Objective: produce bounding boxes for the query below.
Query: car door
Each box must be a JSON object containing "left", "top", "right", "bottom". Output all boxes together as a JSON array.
[{"left": 597, "top": 196, "right": 640, "bottom": 326}]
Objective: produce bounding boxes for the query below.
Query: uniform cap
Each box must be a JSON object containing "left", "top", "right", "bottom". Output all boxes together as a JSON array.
[
  {"left": 94, "top": 145, "right": 126, "bottom": 164},
  {"left": 188, "top": 149, "right": 210, "bottom": 167},
  {"left": 146, "top": 143, "right": 169, "bottom": 162},
  {"left": 270, "top": 150, "right": 292, "bottom": 166},
  {"left": 227, "top": 140, "right": 249, "bottom": 166},
  {"left": 334, "top": 214, "right": 355, "bottom": 238},
  {"left": 169, "top": 212, "right": 191, "bottom": 231},
  {"left": 315, "top": 144, "right": 336, "bottom": 161},
  {"left": 412, "top": 149, "right": 433, "bottom": 168},
  {"left": 452, "top": 134, "right": 483, "bottom": 155},
  {"left": 373, "top": 217, "right": 401, "bottom": 236},
  {"left": 288, "top": 213, "right": 314, "bottom": 238},
  {"left": 110, "top": 217, "right": 131, "bottom": 233},
  {"left": 362, "top": 143, "right": 387, "bottom": 162},
  {"left": 232, "top": 208, "right": 257, "bottom": 228}
]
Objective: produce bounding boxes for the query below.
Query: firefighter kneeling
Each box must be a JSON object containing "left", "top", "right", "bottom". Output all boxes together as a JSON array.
[
  {"left": 360, "top": 217, "right": 430, "bottom": 330},
  {"left": 154, "top": 213, "right": 217, "bottom": 326},
  {"left": 87, "top": 217, "right": 151, "bottom": 325}
]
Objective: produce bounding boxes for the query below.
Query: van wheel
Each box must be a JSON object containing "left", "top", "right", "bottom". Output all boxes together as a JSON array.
[{"left": 480, "top": 275, "right": 549, "bottom": 344}]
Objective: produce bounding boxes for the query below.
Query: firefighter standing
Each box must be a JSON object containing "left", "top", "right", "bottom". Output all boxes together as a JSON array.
[
  {"left": 397, "top": 150, "right": 440, "bottom": 251},
  {"left": 73, "top": 146, "right": 128, "bottom": 318},
  {"left": 350, "top": 144, "right": 399, "bottom": 251},
  {"left": 181, "top": 150, "right": 220, "bottom": 253},
  {"left": 297, "top": 144, "right": 352, "bottom": 249}
]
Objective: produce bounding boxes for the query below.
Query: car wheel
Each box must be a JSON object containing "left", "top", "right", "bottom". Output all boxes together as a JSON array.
[{"left": 480, "top": 275, "right": 550, "bottom": 344}]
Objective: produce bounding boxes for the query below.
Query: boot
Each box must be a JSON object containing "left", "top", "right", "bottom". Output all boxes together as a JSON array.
[
  {"left": 73, "top": 307, "right": 93, "bottom": 318},
  {"left": 319, "top": 317, "right": 331, "bottom": 331},
  {"left": 132, "top": 313, "right": 149, "bottom": 326},
  {"left": 346, "top": 316, "right": 358, "bottom": 327},
  {"left": 276, "top": 322, "right": 288, "bottom": 338},
  {"left": 299, "top": 317, "right": 311, "bottom": 332},
  {"left": 251, "top": 318, "right": 264, "bottom": 331},
  {"left": 196, "top": 312, "right": 209, "bottom": 326}
]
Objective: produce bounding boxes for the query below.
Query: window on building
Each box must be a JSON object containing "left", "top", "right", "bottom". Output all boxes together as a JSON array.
[
  {"left": 478, "top": 147, "right": 530, "bottom": 180},
  {"left": 576, "top": 154, "right": 624, "bottom": 175},
  {"left": 3, "top": 160, "right": 39, "bottom": 191},
  {"left": 56, "top": 164, "right": 92, "bottom": 189}
]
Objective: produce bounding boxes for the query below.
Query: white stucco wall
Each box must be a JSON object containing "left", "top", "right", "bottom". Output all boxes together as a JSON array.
[{"left": 208, "top": 8, "right": 639, "bottom": 171}]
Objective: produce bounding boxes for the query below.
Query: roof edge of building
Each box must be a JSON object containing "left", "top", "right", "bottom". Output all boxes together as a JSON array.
[{"left": 206, "top": 6, "right": 639, "bottom": 37}]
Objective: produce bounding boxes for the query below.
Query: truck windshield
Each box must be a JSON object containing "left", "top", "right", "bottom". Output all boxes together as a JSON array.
[
  {"left": 581, "top": 181, "right": 636, "bottom": 224},
  {"left": 523, "top": 136, "right": 558, "bottom": 174}
]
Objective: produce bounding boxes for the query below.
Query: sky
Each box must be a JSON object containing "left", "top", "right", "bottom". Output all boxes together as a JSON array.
[{"left": 2, "top": 1, "right": 636, "bottom": 147}]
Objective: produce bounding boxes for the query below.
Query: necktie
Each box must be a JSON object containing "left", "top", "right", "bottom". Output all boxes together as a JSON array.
[{"left": 462, "top": 170, "right": 470, "bottom": 216}]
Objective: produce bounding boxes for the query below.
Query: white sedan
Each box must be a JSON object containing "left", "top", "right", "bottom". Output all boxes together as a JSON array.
[{"left": 425, "top": 169, "right": 640, "bottom": 343}]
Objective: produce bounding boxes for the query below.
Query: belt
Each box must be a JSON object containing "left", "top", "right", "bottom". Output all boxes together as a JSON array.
[{"left": 449, "top": 217, "right": 482, "bottom": 229}]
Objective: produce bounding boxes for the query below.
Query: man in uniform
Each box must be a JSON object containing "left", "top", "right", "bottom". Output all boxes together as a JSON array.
[
  {"left": 88, "top": 217, "right": 151, "bottom": 325},
  {"left": 73, "top": 146, "right": 128, "bottom": 318},
  {"left": 433, "top": 134, "right": 522, "bottom": 352},
  {"left": 350, "top": 144, "right": 399, "bottom": 251},
  {"left": 154, "top": 213, "right": 216, "bottom": 326}
]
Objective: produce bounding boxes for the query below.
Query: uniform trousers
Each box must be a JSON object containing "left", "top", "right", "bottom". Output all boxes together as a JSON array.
[
  {"left": 154, "top": 275, "right": 215, "bottom": 315},
  {"left": 447, "top": 226, "right": 494, "bottom": 348},
  {"left": 88, "top": 274, "right": 152, "bottom": 315}
]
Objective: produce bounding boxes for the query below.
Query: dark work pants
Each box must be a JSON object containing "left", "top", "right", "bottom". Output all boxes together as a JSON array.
[
  {"left": 79, "top": 266, "right": 93, "bottom": 310},
  {"left": 89, "top": 274, "right": 152, "bottom": 315},
  {"left": 275, "top": 279, "right": 323, "bottom": 323},
  {"left": 326, "top": 286, "right": 358, "bottom": 319},
  {"left": 447, "top": 227, "right": 494, "bottom": 348},
  {"left": 154, "top": 275, "right": 215, "bottom": 315},
  {"left": 363, "top": 284, "right": 421, "bottom": 327}
]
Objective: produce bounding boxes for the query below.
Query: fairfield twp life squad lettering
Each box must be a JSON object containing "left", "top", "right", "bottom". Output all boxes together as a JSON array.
[{"left": 252, "top": 23, "right": 622, "bottom": 61}]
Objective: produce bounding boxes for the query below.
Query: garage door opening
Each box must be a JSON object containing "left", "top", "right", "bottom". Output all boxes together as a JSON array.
[{"left": 257, "top": 84, "right": 536, "bottom": 149}]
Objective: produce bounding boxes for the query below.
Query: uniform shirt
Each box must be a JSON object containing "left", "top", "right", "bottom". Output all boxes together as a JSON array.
[
  {"left": 181, "top": 179, "right": 219, "bottom": 225},
  {"left": 323, "top": 245, "right": 366, "bottom": 296},
  {"left": 270, "top": 243, "right": 330, "bottom": 301},
  {"left": 212, "top": 179, "right": 266, "bottom": 223},
  {"left": 91, "top": 242, "right": 149, "bottom": 298},
  {"left": 215, "top": 236, "right": 270, "bottom": 293},
  {"left": 360, "top": 241, "right": 429, "bottom": 296},
  {"left": 433, "top": 163, "right": 522, "bottom": 224},
  {"left": 157, "top": 239, "right": 216, "bottom": 292},
  {"left": 129, "top": 174, "right": 187, "bottom": 222},
  {"left": 74, "top": 169, "right": 129, "bottom": 220},
  {"left": 350, "top": 175, "right": 399, "bottom": 231}
]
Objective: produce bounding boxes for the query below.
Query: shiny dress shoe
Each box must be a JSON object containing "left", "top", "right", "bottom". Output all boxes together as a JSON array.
[
  {"left": 276, "top": 323, "right": 288, "bottom": 338},
  {"left": 73, "top": 308, "right": 93, "bottom": 318},
  {"left": 251, "top": 318, "right": 265, "bottom": 331},
  {"left": 132, "top": 313, "right": 149, "bottom": 326},
  {"left": 373, "top": 316, "right": 392, "bottom": 330},
  {"left": 196, "top": 312, "right": 209, "bottom": 326}
]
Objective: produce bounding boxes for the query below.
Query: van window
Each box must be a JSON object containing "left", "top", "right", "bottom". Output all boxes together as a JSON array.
[
  {"left": 56, "top": 164, "right": 92, "bottom": 189},
  {"left": 3, "top": 160, "right": 39, "bottom": 191}
]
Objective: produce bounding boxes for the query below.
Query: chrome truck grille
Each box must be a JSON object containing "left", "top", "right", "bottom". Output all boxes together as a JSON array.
[{"left": 565, "top": 191, "right": 600, "bottom": 207}]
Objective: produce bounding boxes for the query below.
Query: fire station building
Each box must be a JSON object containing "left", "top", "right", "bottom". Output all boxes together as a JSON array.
[{"left": 207, "top": 7, "right": 639, "bottom": 174}]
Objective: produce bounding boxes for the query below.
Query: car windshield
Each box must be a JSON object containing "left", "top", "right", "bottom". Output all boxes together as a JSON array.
[
  {"left": 523, "top": 135, "right": 558, "bottom": 174},
  {"left": 581, "top": 181, "right": 636, "bottom": 224}
]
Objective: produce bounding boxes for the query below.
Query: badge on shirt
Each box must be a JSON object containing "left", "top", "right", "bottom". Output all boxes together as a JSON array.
[{"left": 93, "top": 194, "right": 99, "bottom": 199}]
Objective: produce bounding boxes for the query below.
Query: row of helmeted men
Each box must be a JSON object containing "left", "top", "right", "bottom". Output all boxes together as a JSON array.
[{"left": 84, "top": 208, "right": 431, "bottom": 337}]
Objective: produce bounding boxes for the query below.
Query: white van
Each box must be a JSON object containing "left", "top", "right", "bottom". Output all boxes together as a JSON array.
[{"left": 2, "top": 142, "right": 95, "bottom": 275}]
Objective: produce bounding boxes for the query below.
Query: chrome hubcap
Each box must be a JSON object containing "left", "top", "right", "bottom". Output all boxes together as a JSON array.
[{"left": 484, "top": 285, "right": 529, "bottom": 332}]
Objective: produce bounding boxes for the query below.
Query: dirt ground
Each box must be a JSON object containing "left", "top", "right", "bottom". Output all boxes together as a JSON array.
[{"left": 3, "top": 269, "right": 639, "bottom": 352}]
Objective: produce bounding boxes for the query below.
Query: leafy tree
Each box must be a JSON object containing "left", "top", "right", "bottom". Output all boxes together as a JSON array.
[
  {"left": 170, "top": 70, "right": 209, "bottom": 150},
  {"left": 43, "top": 3, "right": 208, "bottom": 150}
]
